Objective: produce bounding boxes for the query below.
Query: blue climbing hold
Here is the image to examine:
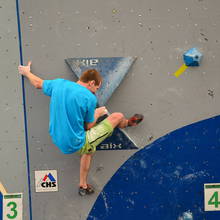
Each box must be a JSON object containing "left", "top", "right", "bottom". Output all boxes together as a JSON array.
[{"left": 183, "top": 48, "right": 203, "bottom": 67}]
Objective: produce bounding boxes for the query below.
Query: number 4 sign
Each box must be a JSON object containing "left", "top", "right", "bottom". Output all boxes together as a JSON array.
[
  {"left": 204, "top": 183, "right": 220, "bottom": 211},
  {"left": 1, "top": 194, "right": 23, "bottom": 220}
]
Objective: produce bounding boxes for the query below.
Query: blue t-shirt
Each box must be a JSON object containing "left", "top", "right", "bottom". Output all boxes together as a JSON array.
[{"left": 42, "top": 79, "right": 97, "bottom": 154}]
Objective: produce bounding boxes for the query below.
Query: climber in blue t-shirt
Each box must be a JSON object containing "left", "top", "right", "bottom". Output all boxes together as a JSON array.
[
  {"left": 18, "top": 61, "right": 144, "bottom": 196},
  {"left": 42, "top": 78, "right": 97, "bottom": 154}
]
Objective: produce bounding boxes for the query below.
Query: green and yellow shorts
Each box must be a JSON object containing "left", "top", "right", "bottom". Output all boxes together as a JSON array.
[{"left": 78, "top": 119, "right": 113, "bottom": 155}]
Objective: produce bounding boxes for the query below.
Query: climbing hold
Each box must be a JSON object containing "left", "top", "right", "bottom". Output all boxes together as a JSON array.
[
  {"left": 174, "top": 48, "right": 203, "bottom": 77},
  {"left": 183, "top": 48, "right": 203, "bottom": 67}
]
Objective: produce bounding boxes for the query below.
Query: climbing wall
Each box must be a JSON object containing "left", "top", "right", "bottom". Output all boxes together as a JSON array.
[
  {"left": 0, "top": 0, "right": 30, "bottom": 219},
  {"left": 1, "top": 0, "right": 220, "bottom": 219}
]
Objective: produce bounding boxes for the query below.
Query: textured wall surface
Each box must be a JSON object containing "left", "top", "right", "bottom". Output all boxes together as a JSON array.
[
  {"left": 0, "top": 0, "right": 30, "bottom": 219},
  {"left": 1, "top": 0, "right": 220, "bottom": 219}
]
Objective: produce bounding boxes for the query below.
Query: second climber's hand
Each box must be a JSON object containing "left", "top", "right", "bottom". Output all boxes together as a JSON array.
[{"left": 18, "top": 61, "right": 32, "bottom": 76}]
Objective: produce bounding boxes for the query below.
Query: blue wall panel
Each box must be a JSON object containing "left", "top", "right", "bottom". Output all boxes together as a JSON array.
[{"left": 88, "top": 116, "right": 220, "bottom": 219}]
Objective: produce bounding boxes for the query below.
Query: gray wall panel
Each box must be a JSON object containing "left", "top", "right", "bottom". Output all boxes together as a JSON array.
[
  {"left": 0, "top": 0, "right": 30, "bottom": 219},
  {"left": 14, "top": 0, "right": 220, "bottom": 219}
]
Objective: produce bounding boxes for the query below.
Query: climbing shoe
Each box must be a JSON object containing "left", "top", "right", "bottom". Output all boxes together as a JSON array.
[
  {"left": 78, "top": 184, "right": 95, "bottom": 196},
  {"left": 128, "top": 114, "right": 144, "bottom": 126}
]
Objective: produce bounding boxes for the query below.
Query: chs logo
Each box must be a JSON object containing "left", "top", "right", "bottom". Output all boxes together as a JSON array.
[
  {"left": 35, "top": 170, "right": 58, "bottom": 192},
  {"left": 41, "top": 173, "right": 56, "bottom": 188}
]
